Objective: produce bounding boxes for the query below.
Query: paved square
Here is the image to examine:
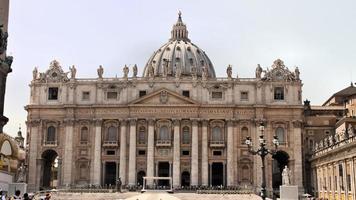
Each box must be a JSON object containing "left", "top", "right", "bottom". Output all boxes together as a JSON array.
[{"left": 51, "top": 192, "right": 263, "bottom": 200}]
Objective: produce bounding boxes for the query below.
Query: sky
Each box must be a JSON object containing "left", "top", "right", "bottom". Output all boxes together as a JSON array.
[{"left": 3, "top": 0, "right": 356, "bottom": 137}]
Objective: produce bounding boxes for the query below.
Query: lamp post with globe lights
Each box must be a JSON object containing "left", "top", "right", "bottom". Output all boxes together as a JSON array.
[{"left": 245, "top": 123, "right": 279, "bottom": 200}]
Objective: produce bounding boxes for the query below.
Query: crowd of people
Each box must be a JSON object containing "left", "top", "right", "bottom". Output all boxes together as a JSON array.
[{"left": 0, "top": 189, "right": 51, "bottom": 200}]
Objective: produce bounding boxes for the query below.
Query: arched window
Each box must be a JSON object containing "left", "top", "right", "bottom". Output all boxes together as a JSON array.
[
  {"left": 182, "top": 126, "right": 190, "bottom": 144},
  {"left": 159, "top": 126, "right": 169, "bottom": 140},
  {"left": 212, "top": 126, "right": 222, "bottom": 141},
  {"left": 241, "top": 127, "right": 248, "bottom": 144},
  {"left": 107, "top": 126, "right": 117, "bottom": 141},
  {"left": 80, "top": 127, "right": 89, "bottom": 142},
  {"left": 138, "top": 126, "right": 146, "bottom": 144},
  {"left": 276, "top": 127, "right": 285, "bottom": 144},
  {"left": 47, "top": 126, "right": 56, "bottom": 142}
]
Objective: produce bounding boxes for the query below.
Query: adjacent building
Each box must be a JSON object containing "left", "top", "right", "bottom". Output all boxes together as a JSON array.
[
  {"left": 25, "top": 13, "right": 304, "bottom": 196},
  {"left": 305, "top": 83, "right": 356, "bottom": 200}
]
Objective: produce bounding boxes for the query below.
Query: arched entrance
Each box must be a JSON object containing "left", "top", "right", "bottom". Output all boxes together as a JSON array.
[
  {"left": 137, "top": 171, "right": 146, "bottom": 187},
  {"left": 272, "top": 151, "right": 290, "bottom": 190},
  {"left": 181, "top": 171, "right": 190, "bottom": 187},
  {"left": 41, "top": 149, "right": 58, "bottom": 189},
  {"left": 211, "top": 162, "right": 224, "bottom": 186}
]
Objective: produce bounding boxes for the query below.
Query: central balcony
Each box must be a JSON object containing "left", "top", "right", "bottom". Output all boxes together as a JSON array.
[
  {"left": 44, "top": 141, "right": 57, "bottom": 147},
  {"left": 156, "top": 139, "right": 171, "bottom": 147},
  {"left": 210, "top": 140, "right": 225, "bottom": 148},
  {"left": 103, "top": 141, "right": 118, "bottom": 147}
]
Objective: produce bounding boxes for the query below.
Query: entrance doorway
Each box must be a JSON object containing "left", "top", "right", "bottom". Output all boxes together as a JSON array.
[
  {"left": 211, "top": 162, "right": 223, "bottom": 186},
  {"left": 41, "top": 150, "right": 58, "bottom": 189},
  {"left": 104, "top": 162, "right": 116, "bottom": 186},
  {"left": 181, "top": 171, "right": 190, "bottom": 187},
  {"left": 158, "top": 162, "right": 170, "bottom": 186},
  {"left": 272, "top": 151, "right": 290, "bottom": 190},
  {"left": 137, "top": 171, "right": 146, "bottom": 187}
]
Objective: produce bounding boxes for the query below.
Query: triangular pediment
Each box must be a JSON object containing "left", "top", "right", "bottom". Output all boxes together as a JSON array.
[{"left": 129, "top": 88, "right": 199, "bottom": 105}]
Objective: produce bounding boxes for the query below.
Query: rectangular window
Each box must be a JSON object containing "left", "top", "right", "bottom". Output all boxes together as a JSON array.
[
  {"left": 82, "top": 91, "right": 90, "bottom": 100},
  {"left": 106, "top": 150, "right": 115, "bottom": 155},
  {"left": 212, "top": 91, "right": 223, "bottom": 99},
  {"left": 182, "top": 90, "right": 190, "bottom": 98},
  {"left": 107, "top": 91, "right": 118, "bottom": 100},
  {"left": 139, "top": 90, "right": 147, "bottom": 97},
  {"left": 48, "top": 87, "right": 59, "bottom": 100},
  {"left": 240, "top": 91, "right": 248, "bottom": 101},
  {"left": 138, "top": 150, "right": 146, "bottom": 156},
  {"left": 213, "top": 150, "right": 222, "bottom": 156},
  {"left": 182, "top": 150, "right": 190, "bottom": 156},
  {"left": 274, "top": 87, "right": 284, "bottom": 100}
]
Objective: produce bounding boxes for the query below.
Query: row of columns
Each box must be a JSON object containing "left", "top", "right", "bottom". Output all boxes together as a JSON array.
[
  {"left": 27, "top": 117, "right": 236, "bottom": 191},
  {"left": 315, "top": 158, "right": 356, "bottom": 200},
  {"left": 89, "top": 118, "right": 235, "bottom": 187}
]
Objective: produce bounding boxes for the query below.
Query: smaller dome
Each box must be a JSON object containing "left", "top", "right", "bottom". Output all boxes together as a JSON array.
[{"left": 143, "top": 12, "right": 216, "bottom": 78}]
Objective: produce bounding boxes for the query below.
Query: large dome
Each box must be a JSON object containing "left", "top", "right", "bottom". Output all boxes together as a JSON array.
[{"left": 143, "top": 12, "right": 216, "bottom": 78}]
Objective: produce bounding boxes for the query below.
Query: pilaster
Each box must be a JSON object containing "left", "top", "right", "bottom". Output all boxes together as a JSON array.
[
  {"left": 191, "top": 118, "right": 199, "bottom": 186},
  {"left": 119, "top": 119, "right": 127, "bottom": 185},
  {"left": 201, "top": 119, "right": 208, "bottom": 186},
  {"left": 128, "top": 118, "right": 137, "bottom": 186},
  {"left": 63, "top": 119, "right": 74, "bottom": 186},
  {"left": 172, "top": 118, "right": 180, "bottom": 187},
  {"left": 146, "top": 119, "right": 155, "bottom": 186},
  {"left": 226, "top": 119, "right": 234, "bottom": 186},
  {"left": 91, "top": 119, "right": 102, "bottom": 185}
]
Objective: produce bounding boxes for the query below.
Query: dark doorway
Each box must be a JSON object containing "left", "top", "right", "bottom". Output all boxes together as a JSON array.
[
  {"left": 42, "top": 150, "right": 58, "bottom": 189},
  {"left": 104, "top": 162, "right": 117, "bottom": 186},
  {"left": 272, "top": 151, "right": 290, "bottom": 189},
  {"left": 137, "top": 171, "right": 146, "bottom": 187},
  {"left": 212, "top": 162, "right": 224, "bottom": 186},
  {"left": 158, "top": 162, "right": 170, "bottom": 186},
  {"left": 181, "top": 171, "right": 190, "bottom": 187}
]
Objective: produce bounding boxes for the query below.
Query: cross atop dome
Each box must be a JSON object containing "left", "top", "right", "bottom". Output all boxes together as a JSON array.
[{"left": 170, "top": 11, "right": 190, "bottom": 42}]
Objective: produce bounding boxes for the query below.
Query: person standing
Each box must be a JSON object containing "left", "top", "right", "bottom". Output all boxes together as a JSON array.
[
  {"left": 0, "top": 189, "right": 7, "bottom": 200},
  {"left": 116, "top": 177, "right": 122, "bottom": 193},
  {"left": 10, "top": 190, "right": 22, "bottom": 200}
]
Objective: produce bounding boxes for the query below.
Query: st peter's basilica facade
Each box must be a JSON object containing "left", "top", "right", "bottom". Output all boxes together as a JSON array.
[{"left": 25, "top": 13, "right": 304, "bottom": 194}]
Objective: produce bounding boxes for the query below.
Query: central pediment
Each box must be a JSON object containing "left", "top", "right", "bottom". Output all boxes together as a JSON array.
[{"left": 129, "top": 88, "right": 199, "bottom": 105}]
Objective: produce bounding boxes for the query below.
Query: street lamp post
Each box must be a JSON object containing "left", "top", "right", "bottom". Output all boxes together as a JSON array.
[{"left": 245, "top": 123, "right": 279, "bottom": 200}]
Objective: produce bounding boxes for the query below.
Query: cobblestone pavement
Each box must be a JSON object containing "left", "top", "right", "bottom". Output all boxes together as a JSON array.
[{"left": 52, "top": 192, "right": 263, "bottom": 200}]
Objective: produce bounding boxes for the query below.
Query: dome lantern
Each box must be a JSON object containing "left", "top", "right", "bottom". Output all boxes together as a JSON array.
[{"left": 170, "top": 11, "right": 190, "bottom": 42}]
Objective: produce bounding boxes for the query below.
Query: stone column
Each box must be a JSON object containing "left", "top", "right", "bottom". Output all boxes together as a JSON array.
[
  {"left": 337, "top": 163, "right": 341, "bottom": 199},
  {"left": 201, "top": 120, "right": 209, "bottom": 186},
  {"left": 128, "top": 119, "right": 137, "bottom": 186},
  {"left": 92, "top": 119, "right": 102, "bottom": 185},
  {"left": 226, "top": 119, "right": 234, "bottom": 186},
  {"left": 27, "top": 120, "right": 40, "bottom": 192},
  {"left": 343, "top": 160, "right": 348, "bottom": 198},
  {"left": 119, "top": 119, "right": 127, "bottom": 185},
  {"left": 146, "top": 119, "right": 155, "bottom": 186},
  {"left": 209, "top": 163, "right": 212, "bottom": 186},
  {"left": 293, "top": 120, "right": 304, "bottom": 192},
  {"left": 57, "top": 158, "right": 62, "bottom": 187},
  {"left": 191, "top": 118, "right": 199, "bottom": 186},
  {"left": 351, "top": 159, "right": 356, "bottom": 200},
  {"left": 173, "top": 119, "right": 181, "bottom": 187},
  {"left": 63, "top": 119, "right": 74, "bottom": 186}
]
